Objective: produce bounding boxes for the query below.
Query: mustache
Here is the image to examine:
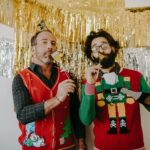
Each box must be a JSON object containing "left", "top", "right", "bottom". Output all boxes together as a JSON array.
[{"left": 98, "top": 52, "right": 109, "bottom": 56}]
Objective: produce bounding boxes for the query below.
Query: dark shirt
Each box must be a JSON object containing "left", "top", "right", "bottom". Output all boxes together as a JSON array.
[{"left": 12, "top": 63, "right": 85, "bottom": 139}]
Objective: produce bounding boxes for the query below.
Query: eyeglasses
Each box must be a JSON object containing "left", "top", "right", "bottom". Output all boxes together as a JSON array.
[{"left": 91, "top": 42, "right": 110, "bottom": 53}]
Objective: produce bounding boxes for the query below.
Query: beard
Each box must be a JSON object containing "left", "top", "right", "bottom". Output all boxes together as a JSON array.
[
  {"left": 92, "top": 51, "right": 116, "bottom": 69},
  {"left": 45, "top": 56, "right": 53, "bottom": 65},
  {"left": 43, "top": 53, "right": 54, "bottom": 64}
]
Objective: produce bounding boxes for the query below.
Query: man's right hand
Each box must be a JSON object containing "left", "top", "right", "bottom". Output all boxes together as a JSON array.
[
  {"left": 86, "top": 64, "right": 101, "bottom": 84},
  {"left": 56, "top": 79, "right": 76, "bottom": 102}
]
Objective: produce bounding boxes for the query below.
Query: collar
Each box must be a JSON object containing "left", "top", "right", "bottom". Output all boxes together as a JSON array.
[
  {"left": 30, "top": 63, "right": 38, "bottom": 71},
  {"left": 29, "top": 63, "right": 58, "bottom": 72}
]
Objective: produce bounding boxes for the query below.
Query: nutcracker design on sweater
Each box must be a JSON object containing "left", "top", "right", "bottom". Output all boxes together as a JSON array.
[{"left": 95, "top": 72, "right": 135, "bottom": 134}]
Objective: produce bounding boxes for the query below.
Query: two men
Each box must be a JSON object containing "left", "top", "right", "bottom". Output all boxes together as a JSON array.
[
  {"left": 79, "top": 29, "right": 150, "bottom": 150},
  {"left": 12, "top": 25, "right": 86, "bottom": 150}
]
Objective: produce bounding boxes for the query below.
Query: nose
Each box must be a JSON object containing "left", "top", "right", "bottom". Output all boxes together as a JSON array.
[
  {"left": 47, "top": 42, "right": 56, "bottom": 54},
  {"left": 99, "top": 47, "right": 104, "bottom": 53},
  {"left": 47, "top": 42, "right": 52, "bottom": 49}
]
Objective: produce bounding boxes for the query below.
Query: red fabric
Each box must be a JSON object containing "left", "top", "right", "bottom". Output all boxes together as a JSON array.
[
  {"left": 19, "top": 68, "right": 76, "bottom": 150},
  {"left": 22, "top": 145, "right": 49, "bottom": 150},
  {"left": 93, "top": 68, "right": 144, "bottom": 150}
]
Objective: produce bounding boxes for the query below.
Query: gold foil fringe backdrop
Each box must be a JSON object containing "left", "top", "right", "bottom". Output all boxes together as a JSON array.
[{"left": 0, "top": 0, "right": 150, "bottom": 78}]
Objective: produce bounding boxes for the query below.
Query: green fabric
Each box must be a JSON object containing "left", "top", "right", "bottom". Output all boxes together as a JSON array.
[
  {"left": 95, "top": 76, "right": 128, "bottom": 104},
  {"left": 61, "top": 117, "right": 72, "bottom": 138},
  {"left": 98, "top": 76, "right": 130, "bottom": 90},
  {"left": 140, "top": 75, "right": 150, "bottom": 111},
  {"left": 95, "top": 84, "right": 103, "bottom": 93},
  {"left": 105, "top": 92, "right": 126, "bottom": 104},
  {"left": 79, "top": 84, "right": 96, "bottom": 125},
  {"left": 124, "top": 81, "right": 131, "bottom": 89}
]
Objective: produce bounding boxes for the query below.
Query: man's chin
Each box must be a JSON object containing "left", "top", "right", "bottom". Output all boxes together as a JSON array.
[
  {"left": 44, "top": 57, "right": 53, "bottom": 64},
  {"left": 43, "top": 59, "right": 52, "bottom": 65},
  {"left": 45, "top": 62, "right": 51, "bottom": 65}
]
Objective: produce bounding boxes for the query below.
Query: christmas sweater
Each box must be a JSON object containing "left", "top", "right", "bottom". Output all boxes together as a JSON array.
[
  {"left": 19, "top": 68, "right": 76, "bottom": 150},
  {"left": 79, "top": 68, "right": 150, "bottom": 150}
]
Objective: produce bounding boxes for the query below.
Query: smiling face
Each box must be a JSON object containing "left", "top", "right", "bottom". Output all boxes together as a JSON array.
[
  {"left": 91, "top": 37, "right": 117, "bottom": 68},
  {"left": 31, "top": 31, "right": 57, "bottom": 65}
]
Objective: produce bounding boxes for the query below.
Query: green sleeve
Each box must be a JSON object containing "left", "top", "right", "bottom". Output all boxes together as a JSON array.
[
  {"left": 140, "top": 75, "right": 150, "bottom": 111},
  {"left": 79, "top": 84, "right": 96, "bottom": 125}
]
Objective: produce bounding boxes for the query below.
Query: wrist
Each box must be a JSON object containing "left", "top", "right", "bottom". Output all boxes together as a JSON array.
[
  {"left": 85, "top": 82, "right": 95, "bottom": 95},
  {"left": 55, "top": 96, "right": 62, "bottom": 104},
  {"left": 55, "top": 95, "right": 63, "bottom": 103}
]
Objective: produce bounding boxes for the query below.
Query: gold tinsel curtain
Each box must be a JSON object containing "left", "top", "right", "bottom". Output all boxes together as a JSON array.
[{"left": 0, "top": 0, "right": 150, "bottom": 78}]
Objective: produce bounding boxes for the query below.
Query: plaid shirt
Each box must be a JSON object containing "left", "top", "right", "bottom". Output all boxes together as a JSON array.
[{"left": 12, "top": 63, "right": 85, "bottom": 138}]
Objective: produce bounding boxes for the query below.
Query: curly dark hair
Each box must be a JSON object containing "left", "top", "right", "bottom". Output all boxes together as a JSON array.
[{"left": 85, "top": 29, "right": 120, "bottom": 61}]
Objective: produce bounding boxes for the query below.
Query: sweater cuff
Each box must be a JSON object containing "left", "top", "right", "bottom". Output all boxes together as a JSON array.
[{"left": 85, "top": 82, "right": 95, "bottom": 95}]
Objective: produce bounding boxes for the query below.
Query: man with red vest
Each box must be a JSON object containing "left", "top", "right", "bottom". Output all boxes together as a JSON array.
[
  {"left": 79, "top": 29, "right": 150, "bottom": 150},
  {"left": 12, "top": 22, "right": 86, "bottom": 150}
]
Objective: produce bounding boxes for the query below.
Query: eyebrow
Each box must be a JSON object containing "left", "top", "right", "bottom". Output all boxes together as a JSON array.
[
  {"left": 40, "top": 39, "right": 56, "bottom": 43},
  {"left": 40, "top": 39, "right": 49, "bottom": 41}
]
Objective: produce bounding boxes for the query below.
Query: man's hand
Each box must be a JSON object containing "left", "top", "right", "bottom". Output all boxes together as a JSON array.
[
  {"left": 56, "top": 79, "right": 76, "bottom": 102},
  {"left": 86, "top": 64, "right": 101, "bottom": 84}
]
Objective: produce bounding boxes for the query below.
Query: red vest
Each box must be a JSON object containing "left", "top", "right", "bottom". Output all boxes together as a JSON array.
[
  {"left": 94, "top": 68, "right": 144, "bottom": 150},
  {"left": 19, "top": 68, "right": 76, "bottom": 150}
]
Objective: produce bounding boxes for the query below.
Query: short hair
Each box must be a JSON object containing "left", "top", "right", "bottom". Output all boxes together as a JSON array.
[
  {"left": 31, "top": 30, "right": 52, "bottom": 46},
  {"left": 85, "top": 29, "right": 120, "bottom": 61}
]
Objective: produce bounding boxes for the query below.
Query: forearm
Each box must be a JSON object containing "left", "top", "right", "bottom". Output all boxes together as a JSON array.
[
  {"left": 79, "top": 83, "right": 96, "bottom": 125},
  {"left": 139, "top": 93, "right": 150, "bottom": 112},
  {"left": 12, "top": 75, "right": 61, "bottom": 124},
  {"left": 139, "top": 93, "right": 150, "bottom": 105},
  {"left": 79, "top": 94, "right": 96, "bottom": 125},
  {"left": 16, "top": 102, "right": 45, "bottom": 124},
  {"left": 17, "top": 96, "right": 62, "bottom": 124},
  {"left": 44, "top": 96, "right": 61, "bottom": 115},
  {"left": 139, "top": 75, "right": 150, "bottom": 111}
]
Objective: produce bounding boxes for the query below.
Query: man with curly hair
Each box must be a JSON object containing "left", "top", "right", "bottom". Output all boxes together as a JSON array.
[{"left": 79, "top": 29, "right": 150, "bottom": 150}]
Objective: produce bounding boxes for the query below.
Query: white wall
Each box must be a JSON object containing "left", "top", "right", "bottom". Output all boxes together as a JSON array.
[
  {"left": 0, "top": 76, "right": 150, "bottom": 150},
  {"left": 141, "top": 105, "right": 150, "bottom": 150},
  {"left": 0, "top": 76, "right": 21, "bottom": 150},
  {"left": 0, "top": 23, "right": 14, "bottom": 39},
  {"left": 125, "top": 0, "right": 150, "bottom": 9}
]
